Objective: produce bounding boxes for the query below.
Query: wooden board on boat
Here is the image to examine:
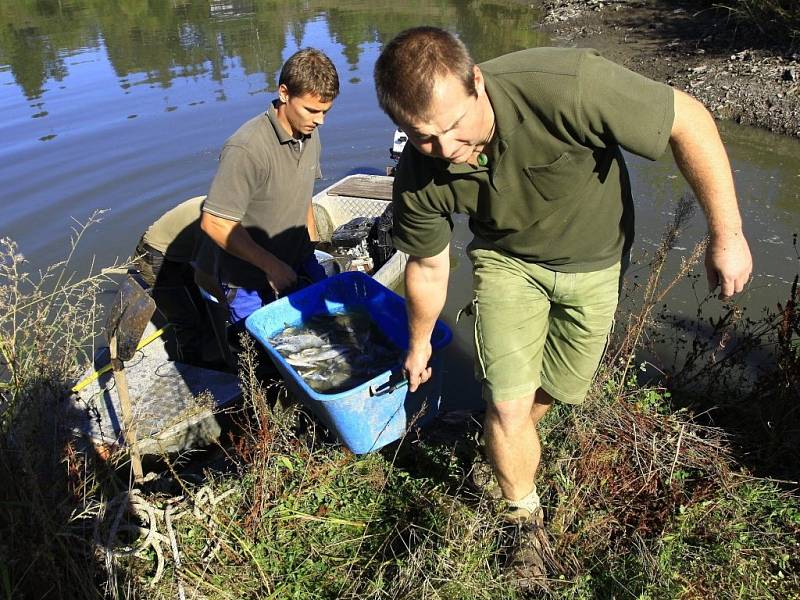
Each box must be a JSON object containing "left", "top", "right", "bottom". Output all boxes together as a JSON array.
[{"left": 327, "top": 175, "right": 393, "bottom": 201}]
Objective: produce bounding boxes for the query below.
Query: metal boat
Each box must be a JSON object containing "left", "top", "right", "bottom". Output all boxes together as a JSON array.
[{"left": 68, "top": 174, "right": 405, "bottom": 459}]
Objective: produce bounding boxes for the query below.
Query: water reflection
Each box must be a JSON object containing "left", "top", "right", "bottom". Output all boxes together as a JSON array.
[
  {"left": 0, "top": 0, "right": 544, "bottom": 106},
  {"left": 1, "top": 0, "right": 798, "bottom": 404}
]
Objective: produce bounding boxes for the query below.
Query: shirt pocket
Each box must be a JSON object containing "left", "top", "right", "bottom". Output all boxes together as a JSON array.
[{"left": 523, "top": 152, "right": 586, "bottom": 202}]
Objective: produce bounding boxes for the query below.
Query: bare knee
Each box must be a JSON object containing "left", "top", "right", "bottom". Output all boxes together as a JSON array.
[
  {"left": 485, "top": 396, "right": 535, "bottom": 435},
  {"left": 530, "top": 388, "right": 554, "bottom": 425}
]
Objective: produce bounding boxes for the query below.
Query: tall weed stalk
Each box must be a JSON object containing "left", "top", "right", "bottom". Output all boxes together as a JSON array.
[{"left": 606, "top": 193, "right": 706, "bottom": 393}]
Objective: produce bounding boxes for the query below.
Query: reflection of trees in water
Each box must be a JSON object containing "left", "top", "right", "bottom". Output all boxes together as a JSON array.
[
  {"left": 0, "top": 0, "right": 97, "bottom": 99},
  {"left": 0, "top": 0, "right": 546, "bottom": 102},
  {"left": 98, "top": 0, "right": 288, "bottom": 92},
  {"left": 1, "top": 25, "right": 69, "bottom": 100}
]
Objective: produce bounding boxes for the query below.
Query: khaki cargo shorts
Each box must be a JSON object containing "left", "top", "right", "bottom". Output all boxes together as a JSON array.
[{"left": 468, "top": 246, "right": 621, "bottom": 404}]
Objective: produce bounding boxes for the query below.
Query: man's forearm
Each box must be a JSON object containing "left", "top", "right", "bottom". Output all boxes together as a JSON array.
[
  {"left": 669, "top": 88, "right": 752, "bottom": 298},
  {"left": 670, "top": 89, "right": 743, "bottom": 240},
  {"left": 402, "top": 248, "right": 449, "bottom": 391},
  {"left": 405, "top": 249, "right": 449, "bottom": 350}
]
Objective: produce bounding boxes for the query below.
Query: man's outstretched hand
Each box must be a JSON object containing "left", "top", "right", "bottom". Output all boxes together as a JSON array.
[
  {"left": 264, "top": 255, "right": 298, "bottom": 297},
  {"left": 706, "top": 232, "right": 753, "bottom": 300}
]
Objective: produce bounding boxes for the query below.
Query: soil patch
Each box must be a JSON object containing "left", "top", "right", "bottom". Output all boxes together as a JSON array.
[{"left": 542, "top": 0, "right": 800, "bottom": 137}]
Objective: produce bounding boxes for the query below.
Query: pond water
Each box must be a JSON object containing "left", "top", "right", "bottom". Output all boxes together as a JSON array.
[{"left": 2, "top": 0, "right": 799, "bottom": 412}]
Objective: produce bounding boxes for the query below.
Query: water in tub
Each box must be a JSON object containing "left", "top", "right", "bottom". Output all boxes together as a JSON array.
[{"left": 269, "top": 310, "right": 403, "bottom": 394}]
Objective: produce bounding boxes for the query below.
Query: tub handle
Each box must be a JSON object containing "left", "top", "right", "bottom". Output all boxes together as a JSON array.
[{"left": 369, "top": 375, "right": 408, "bottom": 397}]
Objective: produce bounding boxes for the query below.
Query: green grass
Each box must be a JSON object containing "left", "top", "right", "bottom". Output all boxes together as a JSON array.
[
  {"left": 116, "top": 364, "right": 798, "bottom": 599},
  {"left": 134, "top": 362, "right": 515, "bottom": 600},
  {"left": 2, "top": 214, "right": 799, "bottom": 599}
]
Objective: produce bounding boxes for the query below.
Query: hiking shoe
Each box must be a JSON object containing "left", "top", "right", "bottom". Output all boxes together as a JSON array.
[
  {"left": 498, "top": 510, "right": 548, "bottom": 588},
  {"left": 467, "top": 458, "right": 503, "bottom": 499},
  {"left": 501, "top": 505, "right": 541, "bottom": 525}
]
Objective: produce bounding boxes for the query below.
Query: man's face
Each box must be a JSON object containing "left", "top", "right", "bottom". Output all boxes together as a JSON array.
[
  {"left": 401, "top": 66, "right": 493, "bottom": 164},
  {"left": 278, "top": 85, "right": 333, "bottom": 137}
]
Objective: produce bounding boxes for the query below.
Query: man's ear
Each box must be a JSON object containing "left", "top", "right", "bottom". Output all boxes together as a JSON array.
[
  {"left": 277, "top": 83, "right": 290, "bottom": 104},
  {"left": 473, "top": 65, "right": 485, "bottom": 96}
]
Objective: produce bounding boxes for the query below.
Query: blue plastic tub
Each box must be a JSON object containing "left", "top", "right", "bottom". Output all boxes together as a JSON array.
[{"left": 245, "top": 271, "right": 452, "bottom": 454}]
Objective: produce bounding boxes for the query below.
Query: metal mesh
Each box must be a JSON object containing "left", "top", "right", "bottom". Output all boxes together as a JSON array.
[
  {"left": 69, "top": 323, "right": 240, "bottom": 448},
  {"left": 313, "top": 195, "right": 390, "bottom": 242}
]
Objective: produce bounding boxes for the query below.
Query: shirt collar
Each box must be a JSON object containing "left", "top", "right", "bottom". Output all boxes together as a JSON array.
[
  {"left": 439, "top": 71, "right": 525, "bottom": 175},
  {"left": 482, "top": 70, "right": 525, "bottom": 144},
  {"left": 266, "top": 100, "right": 310, "bottom": 145}
]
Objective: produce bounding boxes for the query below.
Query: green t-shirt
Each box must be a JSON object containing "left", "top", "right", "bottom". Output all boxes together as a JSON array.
[{"left": 391, "top": 48, "right": 675, "bottom": 272}]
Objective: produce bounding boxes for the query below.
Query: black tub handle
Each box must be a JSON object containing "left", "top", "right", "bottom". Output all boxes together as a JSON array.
[{"left": 369, "top": 376, "right": 409, "bottom": 397}]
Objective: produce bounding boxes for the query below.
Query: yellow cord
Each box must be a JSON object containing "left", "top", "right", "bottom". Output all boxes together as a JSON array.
[{"left": 70, "top": 326, "right": 169, "bottom": 393}]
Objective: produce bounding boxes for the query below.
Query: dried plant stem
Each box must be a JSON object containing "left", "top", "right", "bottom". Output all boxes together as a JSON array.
[{"left": 610, "top": 194, "right": 704, "bottom": 393}]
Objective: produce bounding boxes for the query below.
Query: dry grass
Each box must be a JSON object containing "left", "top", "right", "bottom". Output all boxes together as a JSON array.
[
  {"left": 538, "top": 383, "right": 800, "bottom": 597},
  {"left": 2, "top": 202, "right": 799, "bottom": 599},
  {"left": 0, "top": 212, "right": 129, "bottom": 599},
  {"left": 715, "top": 0, "right": 800, "bottom": 41}
]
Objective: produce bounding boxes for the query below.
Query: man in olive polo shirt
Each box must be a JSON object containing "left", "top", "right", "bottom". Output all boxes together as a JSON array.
[
  {"left": 136, "top": 196, "right": 205, "bottom": 288},
  {"left": 135, "top": 196, "right": 207, "bottom": 362},
  {"left": 374, "top": 27, "right": 752, "bottom": 576},
  {"left": 197, "top": 48, "right": 339, "bottom": 328}
]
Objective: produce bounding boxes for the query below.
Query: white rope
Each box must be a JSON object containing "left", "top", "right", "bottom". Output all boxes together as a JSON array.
[
  {"left": 165, "top": 505, "right": 186, "bottom": 600},
  {"left": 95, "top": 484, "right": 235, "bottom": 592}
]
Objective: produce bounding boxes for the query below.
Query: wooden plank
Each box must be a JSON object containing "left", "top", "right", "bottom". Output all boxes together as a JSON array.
[{"left": 327, "top": 176, "right": 393, "bottom": 201}]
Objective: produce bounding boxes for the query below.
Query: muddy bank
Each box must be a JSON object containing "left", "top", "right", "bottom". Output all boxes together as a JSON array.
[{"left": 541, "top": 0, "right": 800, "bottom": 138}]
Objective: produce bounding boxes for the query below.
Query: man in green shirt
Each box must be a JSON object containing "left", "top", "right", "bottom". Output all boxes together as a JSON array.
[
  {"left": 135, "top": 196, "right": 208, "bottom": 364},
  {"left": 374, "top": 27, "right": 752, "bottom": 577},
  {"left": 136, "top": 196, "right": 205, "bottom": 289}
]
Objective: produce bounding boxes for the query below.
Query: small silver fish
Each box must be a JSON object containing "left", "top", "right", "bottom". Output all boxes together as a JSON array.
[
  {"left": 269, "top": 309, "right": 403, "bottom": 393},
  {"left": 308, "top": 346, "right": 352, "bottom": 362},
  {"left": 286, "top": 345, "right": 351, "bottom": 367},
  {"left": 286, "top": 356, "right": 317, "bottom": 368},
  {"left": 273, "top": 333, "right": 328, "bottom": 353}
]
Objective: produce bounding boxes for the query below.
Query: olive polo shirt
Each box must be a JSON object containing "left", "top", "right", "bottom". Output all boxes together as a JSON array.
[
  {"left": 391, "top": 48, "right": 675, "bottom": 272},
  {"left": 142, "top": 196, "right": 205, "bottom": 262},
  {"left": 198, "top": 103, "right": 321, "bottom": 288}
]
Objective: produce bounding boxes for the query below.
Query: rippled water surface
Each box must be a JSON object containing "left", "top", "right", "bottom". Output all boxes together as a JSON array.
[{"left": 2, "top": 0, "right": 798, "bottom": 410}]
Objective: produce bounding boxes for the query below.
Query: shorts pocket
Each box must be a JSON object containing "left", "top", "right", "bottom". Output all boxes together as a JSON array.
[{"left": 472, "top": 299, "right": 488, "bottom": 381}]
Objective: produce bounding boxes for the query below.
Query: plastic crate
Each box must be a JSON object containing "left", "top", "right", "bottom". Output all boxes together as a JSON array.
[{"left": 245, "top": 271, "right": 452, "bottom": 453}]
